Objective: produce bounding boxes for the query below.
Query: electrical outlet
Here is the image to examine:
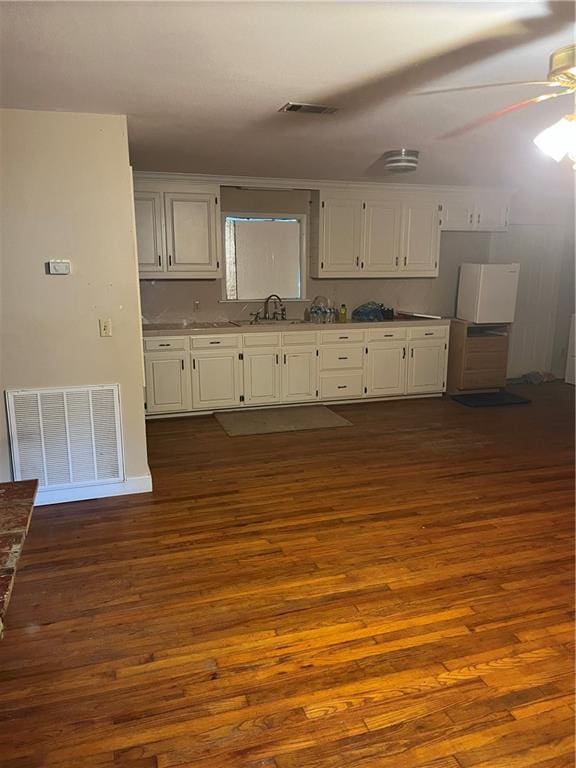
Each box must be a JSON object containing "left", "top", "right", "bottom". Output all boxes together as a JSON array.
[{"left": 99, "top": 318, "right": 112, "bottom": 337}]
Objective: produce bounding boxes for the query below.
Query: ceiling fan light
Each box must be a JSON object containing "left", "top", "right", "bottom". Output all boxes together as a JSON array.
[{"left": 533, "top": 115, "right": 576, "bottom": 162}]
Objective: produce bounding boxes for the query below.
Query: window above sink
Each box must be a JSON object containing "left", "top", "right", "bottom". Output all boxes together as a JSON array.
[{"left": 222, "top": 213, "right": 307, "bottom": 301}]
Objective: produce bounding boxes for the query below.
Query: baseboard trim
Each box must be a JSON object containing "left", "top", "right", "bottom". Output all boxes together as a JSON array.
[
  {"left": 35, "top": 473, "right": 153, "bottom": 506},
  {"left": 145, "top": 393, "right": 444, "bottom": 419}
]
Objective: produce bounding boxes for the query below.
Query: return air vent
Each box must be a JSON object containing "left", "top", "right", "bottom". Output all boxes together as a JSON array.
[
  {"left": 6, "top": 385, "right": 124, "bottom": 490},
  {"left": 278, "top": 102, "right": 339, "bottom": 115}
]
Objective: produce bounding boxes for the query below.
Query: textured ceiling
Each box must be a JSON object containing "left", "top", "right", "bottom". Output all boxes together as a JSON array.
[{"left": 1, "top": 1, "right": 574, "bottom": 193}]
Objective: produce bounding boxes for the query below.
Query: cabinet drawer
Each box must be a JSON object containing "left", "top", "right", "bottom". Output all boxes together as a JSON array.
[
  {"left": 461, "top": 369, "right": 507, "bottom": 390},
  {"left": 320, "top": 330, "right": 365, "bottom": 344},
  {"left": 466, "top": 336, "right": 508, "bottom": 354},
  {"left": 367, "top": 327, "right": 407, "bottom": 341},
  {"left": 144, "top": 337, "right": 188, "bottom": 352},
  {"left": 191, "top": 335, "right": 240, "bottom": 349},
  {"left": 408, "top": 326, "right": 448, "bottom": 340},
  {"left": 243, "top": 332, "right": 281, "bottom": 348},
  {"left": 320, "top": 372, "right": 364, "bottom": 399},
  {"left": 464, "top": 351, "right": 508, "bottom": 372},
  {"left": 282, "top": 331, "right": 318, "bottom": 346},
  {"left": 320, "top": 346, "right": 364, "bottom": 371}
]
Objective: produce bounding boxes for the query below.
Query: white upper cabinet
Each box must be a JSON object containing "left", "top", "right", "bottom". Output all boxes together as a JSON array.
[
  {"left": 133, "top": 178, "right": 221, "bottom": 279},
  {"left": 362, "top": 200, "right": 402, "bottom": 274},
  {"left": 441, "top": 191, "right": 509, "bottom": 232},
  {"left": 314, "top": 192, "right": 440, "bottom": 279},
  {"left": 134, "top": 192, "right": 165, "bottom": 273},
  {"left": 320, "top": 198, "right": 364, "bottom": 275},
  {"left": 473, "top": 198, "right": 509, "bottom": 232},
  {"left": 438, "top": 199, "right": 475, "bottom": 232},
  {"left": 401, "top": 200, "right": 441, "bottom": 276},
  {"left": 164, "top": 192, "right": 219, "bottom": 273}
]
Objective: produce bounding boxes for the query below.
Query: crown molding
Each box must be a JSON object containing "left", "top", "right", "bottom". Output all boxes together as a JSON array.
[{"left": 132, "top": 170, "right": 515, "bottom": 197}]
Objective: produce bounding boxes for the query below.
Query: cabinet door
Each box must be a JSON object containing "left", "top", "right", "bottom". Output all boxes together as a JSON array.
[
  {"left": 243, "top": 348, "right": 281, "bottom": 405},
  {"left": 319, "top": 198, "right": 363, "bottom": 275},
  {"left": 401, "top": 201, "right": 441, "bottom": 276},
  {"left": 282, "top": 347, "right": 318, "bottom": 402},
  {"left": 145, "top": 353, "right": 191, "bottom": 413},
  {"left": 191, "top": 350, "right": 241, "bottom": 409},
  {"left": 366, "top": 342, "right": 407, "bottom": 396},
  {"left": 362, "top": 201, "right": 402, "bottom": 274},
  {"left": 475, "top": 199, "right": 509, "bottom": 232},
  {"left": 164, "top": 192, "right": 219, "bottom": 274},
  {"left": 440, "top": 199, "right": 475, "bottom": 231},
  {"left": 134, "top": 192, "right": 165, "bottom": 273},
  {"left": 406, "top": 340, "right": 447, "bottom": 394}
]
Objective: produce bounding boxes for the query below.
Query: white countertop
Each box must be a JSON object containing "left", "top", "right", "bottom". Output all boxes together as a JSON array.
[{"left": 142, "top": 316, "right": 449, "bottom": 337}]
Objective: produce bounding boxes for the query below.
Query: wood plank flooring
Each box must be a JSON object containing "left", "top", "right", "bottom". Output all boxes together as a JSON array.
[{"left": 0, "top": 383, "right": 574, "bottom": 767}]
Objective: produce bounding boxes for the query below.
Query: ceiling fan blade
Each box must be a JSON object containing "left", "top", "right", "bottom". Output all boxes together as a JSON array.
[
  {"left": 440, "top": 90, "right": 572, "bottom": 139},
  {"left": 415, "top": 81, "right": 558, "bottom": 96},
  {"left": 313, "top": 1, "right": 573, "bottom": 115}
]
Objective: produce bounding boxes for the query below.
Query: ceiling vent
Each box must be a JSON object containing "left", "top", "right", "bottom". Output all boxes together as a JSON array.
[
  {"left": 278, "top": 102, "right": 339, "bottom": 115},
  {"left": 382, "top": 149, "right": 420, "bottom": 173}
]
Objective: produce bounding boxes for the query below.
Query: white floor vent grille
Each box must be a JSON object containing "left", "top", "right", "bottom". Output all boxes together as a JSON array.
[{"left": 6, "top": 385, "right": 124, "bottom": 490}]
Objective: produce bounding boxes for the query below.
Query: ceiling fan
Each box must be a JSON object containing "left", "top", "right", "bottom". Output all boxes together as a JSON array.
[{"left": 417, "top": 43, "right": 576, "bottom": 142}]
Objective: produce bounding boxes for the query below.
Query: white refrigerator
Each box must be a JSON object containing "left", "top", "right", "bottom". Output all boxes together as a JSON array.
[{"left": 457, "top": 263, "right": 520, "bottom": 324}]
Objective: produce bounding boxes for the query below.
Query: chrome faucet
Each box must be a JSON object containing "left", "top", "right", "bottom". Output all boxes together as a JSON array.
[{"left": 263, "top": 294, "right": 286, "bottom": 321}]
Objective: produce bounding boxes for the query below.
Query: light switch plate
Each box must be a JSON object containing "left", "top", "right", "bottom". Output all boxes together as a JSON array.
[
  {"left": 47, "top": 260, "right": 71, "bottom": 275},
  {"left": 99, "top": 318, "right": 113, "bottom": 337}
]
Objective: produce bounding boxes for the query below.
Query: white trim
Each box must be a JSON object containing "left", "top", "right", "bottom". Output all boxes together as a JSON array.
[
  {"left": 134, "top": 171, "right": 515, "bottom": 197},
  {"left": 220, "top": 211, "right": 308, "bottom": 302},
  {"left": 35, "top": 473, "right": 153, "bottom": 507},
  {"left": 145, "top": 393, "right": 442, "bottom": 419}
]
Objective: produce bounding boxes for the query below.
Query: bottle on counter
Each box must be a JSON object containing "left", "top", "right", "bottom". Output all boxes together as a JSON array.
[{"left": 339, "top": 304, "right": 348, "bottom": 323}]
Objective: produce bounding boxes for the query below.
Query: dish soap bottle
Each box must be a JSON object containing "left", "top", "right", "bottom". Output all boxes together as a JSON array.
[{"left": 339, "top": 303, "right": 347, "bottom": 323}]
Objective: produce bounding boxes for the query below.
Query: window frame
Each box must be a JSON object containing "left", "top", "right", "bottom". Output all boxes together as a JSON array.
[{"left": 220, "top": 211, "right": 308, "bottom": 303}]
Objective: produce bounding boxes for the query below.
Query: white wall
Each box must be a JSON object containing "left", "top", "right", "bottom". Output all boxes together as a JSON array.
[
  {"left": 489, "top": 195, "right": 575, "bottom": 379},
  {"left": 0, "top": 109, "right": 150, "bottom": 489}
]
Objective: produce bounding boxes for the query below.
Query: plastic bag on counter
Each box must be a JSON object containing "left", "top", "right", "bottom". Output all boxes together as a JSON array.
[{"left": 351, "top": 302, "right": 393, "bottom": 322}]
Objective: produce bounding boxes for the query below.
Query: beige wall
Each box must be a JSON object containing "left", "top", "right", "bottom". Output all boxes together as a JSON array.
[
  {"left": 140, "top": 187, "right": 492, "bottom": 323},
  {"left": 0, "top": 109, "right": 149, "bottom": 483}
]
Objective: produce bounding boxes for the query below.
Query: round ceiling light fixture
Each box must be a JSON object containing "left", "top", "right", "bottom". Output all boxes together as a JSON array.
[{"left": 382, "top": 148, "right": 419, "bottom": 173}]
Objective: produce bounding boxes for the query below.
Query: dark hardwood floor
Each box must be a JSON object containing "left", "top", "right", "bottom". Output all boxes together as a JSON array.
[{"left": 0, "top": 384, "right": 574, "bottom": 767}]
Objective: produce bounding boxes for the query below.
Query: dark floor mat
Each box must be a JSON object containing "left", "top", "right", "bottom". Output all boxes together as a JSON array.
[{"left": 451, "top": 390, "right": 531, "bottom": 407}]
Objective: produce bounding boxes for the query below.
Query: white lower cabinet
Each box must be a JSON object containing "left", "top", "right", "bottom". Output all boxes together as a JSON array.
[
  {"left": 243, "top": 347, "right": 282, "bottom": 405},
  {"left": 144, "top": 324, "right": 450, "bottom": 415},
  {"left": 406, "top": 339, "right": 447, "bottom": 394},
  {"left": 320, "top": 372, "right": 364, "bottom": 400},
  {"left": 366, "top": 341, "right": 407, "bottom": 397},
  {"left": 145, "top": 353, "right": 191, "bottom": 413},
  {"left": 282, "top": 347, "right": 318, "bottom": 402},
  {"left": 191, "top": 350, "right": 241, "bottom": 409}
]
